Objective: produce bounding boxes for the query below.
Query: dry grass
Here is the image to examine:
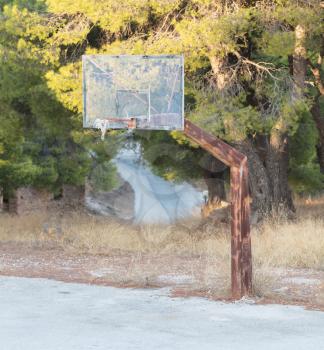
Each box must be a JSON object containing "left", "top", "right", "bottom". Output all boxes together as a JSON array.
[
  {"left": 0, "top": 211, "right": 230, "bottom": 256},
  {"left": 0, "top": 195, "right": 323, "bottom": 297},
  {"left": 0, "top": 213, "right": 47, "bottom": 243},
  {"left": 253, "top": 217, "right": 324, "bottom": 270}
]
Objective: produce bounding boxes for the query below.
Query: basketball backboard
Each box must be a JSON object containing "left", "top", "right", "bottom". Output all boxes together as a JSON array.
[{"left": 82, "top": 55, "right": 184, "bottom": 131}]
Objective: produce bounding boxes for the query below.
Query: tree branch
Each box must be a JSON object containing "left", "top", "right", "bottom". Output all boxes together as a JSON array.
[
  {"left": 307, "top": 58, "right": 324, "bottom": 96},
  {"left": 233, "top": 51, "right": 280, "bottom": 80}
]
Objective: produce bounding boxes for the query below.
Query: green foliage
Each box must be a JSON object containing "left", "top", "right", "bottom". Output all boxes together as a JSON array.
[
  {"left": 136, "top": 130, "right": 203, "bottom": 182},
  {"left": 259, "top": 32, "right": 295, "bottom": 61},
  {"left": 289, "top": 108, "right": 324, "bottom": 193},
  {"left": 188, "top": 89, "right": 262, "bottom": 142},
  {"left": 0, "top": 1, "right": 116, "bottom": 194},
  {"left": 46, "top": 63, "right": 82, "bottom": 113},
  {"left": 0, "top": 0, "right": 323, "bottom": 197},
  {"left": 290, "top": 108, "right": 318, "bottom": 164},
  {"left": 0, "top": 0, "right": 44, "bottom": 10},
  {"left": 89, "top": 162, "right": 120, "bottom": 192},
  {"left": 289, "top": 164, "right": 324, "bottom": 194}
]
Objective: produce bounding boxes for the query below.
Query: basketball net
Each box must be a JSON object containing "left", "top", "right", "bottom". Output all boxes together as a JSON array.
[
  {"left": 94, "top": 119, "right": 110, "bottom": 140},
  {"left": 93, "top": 118, "right": 137, "bottom": 140}
]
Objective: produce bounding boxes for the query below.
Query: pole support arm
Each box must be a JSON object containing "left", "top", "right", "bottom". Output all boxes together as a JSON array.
[{"left": 184, "top": 119, "right": 252, "bottom": 299}]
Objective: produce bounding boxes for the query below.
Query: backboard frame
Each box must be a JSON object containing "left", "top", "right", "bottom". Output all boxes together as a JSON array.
[{"left": 82, "top": 54, "right": 185, "bottom": 131}]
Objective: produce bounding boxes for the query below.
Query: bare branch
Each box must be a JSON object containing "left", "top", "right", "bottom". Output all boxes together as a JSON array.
[
  {"left": 233, "top": 51, "right": 280, "bottom": 80},
  {"left": 307, "top": 59, "right": 324, "bottom": 96}
]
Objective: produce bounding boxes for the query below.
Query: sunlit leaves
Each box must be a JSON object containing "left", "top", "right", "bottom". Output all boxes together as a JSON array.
[{"left": 46, "top": 63, "right": 82, "bottom": 113}]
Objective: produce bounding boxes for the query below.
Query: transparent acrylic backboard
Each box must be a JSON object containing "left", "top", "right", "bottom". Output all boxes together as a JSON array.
[{"left": 82, "top": 55, "right": 184, "bottom": 130}]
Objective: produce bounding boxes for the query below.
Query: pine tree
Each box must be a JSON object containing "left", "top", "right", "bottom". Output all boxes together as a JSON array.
[
  {"left": 0, "top": 0, "right": 323, "bottom": 217},
  {"left": 0, "top": 1, "right": 100, "bottom": 196}
]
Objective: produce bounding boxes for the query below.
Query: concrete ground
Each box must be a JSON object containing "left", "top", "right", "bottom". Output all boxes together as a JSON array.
[{"left": 1, "top": 276, "right": 324, "bottom": 350}]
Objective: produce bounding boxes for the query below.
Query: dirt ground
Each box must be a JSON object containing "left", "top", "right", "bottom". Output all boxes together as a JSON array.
[{"left": 1, "top": 241, "right": 323, "bottom": 311}]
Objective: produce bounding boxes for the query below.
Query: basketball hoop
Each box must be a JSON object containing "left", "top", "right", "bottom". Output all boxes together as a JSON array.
[{"left": 83, "top": 55, "right": 252, "bottom": 299}]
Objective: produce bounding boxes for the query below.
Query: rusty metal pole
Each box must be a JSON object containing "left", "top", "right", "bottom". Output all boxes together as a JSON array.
[
  {"left": 230, "top": 166, "right": 242, "bottom": 298},
  {"left": 184, "top": 120, "right": 252, "bottom": 298},
  {"left": 239, "top": 159, "right": 252, "bottom": 296},
  {"left": 230, "top": 161, "right": 252, "bottom": 298}
]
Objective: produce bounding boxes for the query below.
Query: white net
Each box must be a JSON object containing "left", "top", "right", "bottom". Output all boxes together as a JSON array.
[{"left": 93, "top": 119, "right": 110, "bottom": 141}]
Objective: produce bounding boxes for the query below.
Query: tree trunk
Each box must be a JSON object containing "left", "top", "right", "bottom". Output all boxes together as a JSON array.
[
  {"left": 293, "top": 24, "right": 307, "bottom": 97},
  {"left": 200, "top": 155, "right": 227, "bottom": 217},
  {"left": 234, "top": 139, "right": 272, "bottom": 221},
  {"left": 256, "top": 24, "right": 307, "bottom": 215},
  {"left": 0, "top": 187, "right": 3, "bottom": 212},
  {"left": 266, "top": 129, "right": 295, "bottom": 214},
  {"left": 252, "top": 23, "right": 307, "bottom": 216},
  {"left": 203, "top": 170, "right": 226, "bottom": 202},
  {"left": 209, "top": 55, "right": 233, "bottom": 91},
  {"left": 308, "top": 33, "right": 324, "bottom": 172},
  {"left": 204, "top": 25, "right": 308, "bottom": 219},
  {"left": 312, "top": 97, "right": 324, "bottom": 173}
]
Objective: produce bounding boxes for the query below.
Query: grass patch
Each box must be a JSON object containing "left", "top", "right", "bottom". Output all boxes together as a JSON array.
[{"left": 0, "top": 195, "right": 323, "bottom": 297}]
